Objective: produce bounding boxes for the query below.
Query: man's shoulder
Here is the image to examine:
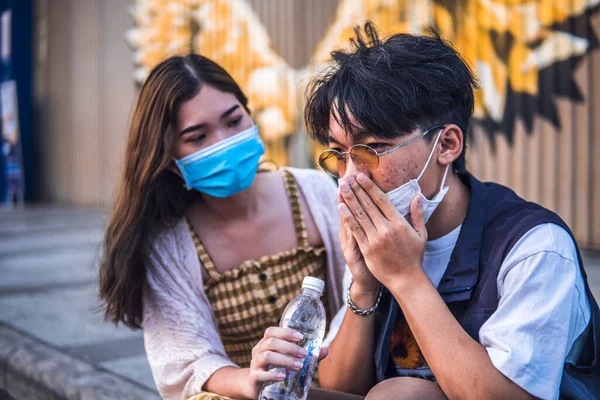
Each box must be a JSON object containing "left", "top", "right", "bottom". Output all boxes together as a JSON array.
[
  {"left": 505, "top": 223, "right": 579, "bottom": 266},
  {"left": 468, "top": 175, "right": 580, "bottom": 273},
  {"left": 478, "top": 179, "right": 570, "bottom": 243}
]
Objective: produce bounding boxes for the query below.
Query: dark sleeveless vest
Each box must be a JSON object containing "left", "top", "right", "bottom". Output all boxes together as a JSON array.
[{"left": 373, "top": 173, "right": 600, "bottom": 399}]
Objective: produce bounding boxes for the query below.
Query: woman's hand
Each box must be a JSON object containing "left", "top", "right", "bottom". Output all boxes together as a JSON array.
[{"left": 240, "top": 327, "right": 329, "bottom": 399}]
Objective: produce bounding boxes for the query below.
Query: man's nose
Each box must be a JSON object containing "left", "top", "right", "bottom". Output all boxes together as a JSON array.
[{"left": 341, "top": 157, "right": 371, "bottom": 180}]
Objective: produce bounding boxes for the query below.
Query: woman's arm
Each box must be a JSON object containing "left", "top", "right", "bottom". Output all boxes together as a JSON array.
[{"left": 143, "top": 246, "right": 238, "bottom": 399}]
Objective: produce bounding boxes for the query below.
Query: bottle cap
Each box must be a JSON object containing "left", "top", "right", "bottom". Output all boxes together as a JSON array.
[{"left": 302, "top": 276, "right": 325, "bottom": 294}]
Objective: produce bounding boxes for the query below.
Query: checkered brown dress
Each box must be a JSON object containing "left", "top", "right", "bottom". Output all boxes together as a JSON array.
[{"left": 188, "top": 169, "right": 328, "bottom": 369}]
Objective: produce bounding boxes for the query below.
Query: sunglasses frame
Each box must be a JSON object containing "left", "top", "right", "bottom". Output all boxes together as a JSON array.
[{"left": 316, "top": 125, "right": 446, "bottom": 178}]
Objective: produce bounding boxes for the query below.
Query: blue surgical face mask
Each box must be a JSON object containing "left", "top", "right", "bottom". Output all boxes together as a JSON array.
[{"left": 174, "top": 124, "right": 265, "bottom": 198}]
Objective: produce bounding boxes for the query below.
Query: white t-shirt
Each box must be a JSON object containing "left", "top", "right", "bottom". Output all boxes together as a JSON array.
[{"left": 322, "top": 223, "right": 592, "bottom": 400}]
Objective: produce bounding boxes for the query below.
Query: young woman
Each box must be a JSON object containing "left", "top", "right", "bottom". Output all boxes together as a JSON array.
[{"left": 99, "top": 54, "right": 346, "bottom": 400}]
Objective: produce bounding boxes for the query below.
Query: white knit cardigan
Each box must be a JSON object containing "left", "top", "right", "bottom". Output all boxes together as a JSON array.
[{"left": 142, "top": 167, "right": 346, "bottom": 399}]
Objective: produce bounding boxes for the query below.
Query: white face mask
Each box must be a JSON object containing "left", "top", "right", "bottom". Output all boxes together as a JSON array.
[{"left": 386, "top": 129, "right": 450, "bottom": 224}]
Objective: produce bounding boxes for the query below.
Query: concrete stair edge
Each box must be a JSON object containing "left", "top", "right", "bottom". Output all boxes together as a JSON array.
[{"left": 0, "top": 323, "right": 159, "bottom": 400}]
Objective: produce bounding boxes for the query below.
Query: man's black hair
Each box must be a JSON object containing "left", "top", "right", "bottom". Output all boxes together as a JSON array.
[{"left": 305, "top": 22, "right": 478, "bottom": 174}]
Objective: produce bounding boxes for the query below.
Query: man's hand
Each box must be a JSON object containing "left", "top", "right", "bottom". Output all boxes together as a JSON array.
[
  {"left": 338, "top": 190, "right": 380, "bottom": 295},
  {"left": 337, "top": 174, "right": 427, "bottom": 289}
]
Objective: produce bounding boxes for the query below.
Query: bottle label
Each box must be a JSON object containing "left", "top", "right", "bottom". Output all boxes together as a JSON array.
[{"left": 298, "top": 340, "right": 317, "bottom": 387}]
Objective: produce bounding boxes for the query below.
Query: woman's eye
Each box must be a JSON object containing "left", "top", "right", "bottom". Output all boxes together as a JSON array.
[
  {"left": 190, "top": 135, "right": 206, "bottom": 143},
  {"left": 228, "top": 117, "right": 242, "bottom": 128}
]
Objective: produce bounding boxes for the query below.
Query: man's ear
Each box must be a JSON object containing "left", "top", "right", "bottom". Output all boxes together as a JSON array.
[{"left": 438, "top": 124, "right": 463, "bottom": 166}]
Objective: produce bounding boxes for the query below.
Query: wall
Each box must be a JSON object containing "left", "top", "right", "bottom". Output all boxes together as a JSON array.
[
  {"left": 34, "top": 0, "right": 136, "bottom": 206},
  {"left": 469, "top": 18, "right": 600, "bottom": 248},
  {"left": 33, "top": 1, "right": 600, "bottom": 249}
]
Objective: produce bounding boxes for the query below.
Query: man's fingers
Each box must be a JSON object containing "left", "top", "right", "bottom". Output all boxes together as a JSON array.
[
  {"left": 346, "top": 175, "right": 387, "bottom": 226},
  {"left": 356, "top": 174, "right": 401, "bottom": 222},
  {"left": 339, "top": 203, "right": 368, "bottom": 245},
  {"left": 410, "top": 195, "right": 428, "bottom": 241},
  {"left": 338, "top": 189, "right": 344, "bottom": 205},
  {"left": 339, "top": 179, "right": 377, "bottom": 235}
]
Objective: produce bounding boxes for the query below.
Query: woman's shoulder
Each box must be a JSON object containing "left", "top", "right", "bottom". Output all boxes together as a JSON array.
[
  {"left": 282, "top": 167, "right": 339, "bottom": 224},
  {"left": 146, "top": 217, "right": 194, "bottom": 269},
  {"left": 143, "top": 215, "right": 206, "bottom": 294},
  {"left": 149, "top": 216, "right": 187, "bottom": 244}
]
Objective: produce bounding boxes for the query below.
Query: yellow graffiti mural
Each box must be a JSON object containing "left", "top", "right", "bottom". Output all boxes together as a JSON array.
[
  {"left": 127, "top": 0, "right": 298, "bottom": 166},
  {"left": 127, "top": 0, "right": 600, "bottom": 165}
]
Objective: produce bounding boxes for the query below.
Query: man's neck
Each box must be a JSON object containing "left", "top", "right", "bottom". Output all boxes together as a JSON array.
[{"left": 425, "top": 172, "right": 470, "bottom": 241}]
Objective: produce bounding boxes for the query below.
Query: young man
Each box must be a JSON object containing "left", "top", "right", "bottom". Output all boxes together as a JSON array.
[{"left": 305, "top": 23, "right": 599, "bottom": 399}]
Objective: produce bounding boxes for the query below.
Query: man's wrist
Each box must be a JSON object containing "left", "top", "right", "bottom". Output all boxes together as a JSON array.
[
  {"left": 348, "top": 281, "right": 381, "bottom": 312},
  {"left": 387, "top": 267, "right": 429, "bottom": 301},
  {"left": 351, "top": 280, "right": 380, "bottom": 296}
]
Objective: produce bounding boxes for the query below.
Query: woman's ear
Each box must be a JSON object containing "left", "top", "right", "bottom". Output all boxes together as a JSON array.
[
  {"left": 167, "top": 159, "right": 181, "bottom": 176},
  {"left": 438, "top": 124, "right": 463, "bottom": 166}
]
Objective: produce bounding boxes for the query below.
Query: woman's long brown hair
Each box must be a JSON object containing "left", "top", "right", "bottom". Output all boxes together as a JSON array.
[{"left": 99, "top": 54, "right": 249, "bottom": 329}]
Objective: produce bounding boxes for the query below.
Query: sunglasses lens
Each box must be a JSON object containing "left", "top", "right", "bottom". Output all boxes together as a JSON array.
[
  {"left": 350, "top": 145, "right": 379, "bottom": 170},
  {"left": 318, "top": 150, "right": 344, "bottom": 178}
]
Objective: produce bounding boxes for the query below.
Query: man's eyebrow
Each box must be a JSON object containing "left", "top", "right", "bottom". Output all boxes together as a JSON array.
[
  {"left": 326, "top": 135, "right": 342, "bottom": 145},
  {"left": 327, "top": 130, "right": 376, "bottom": 146}
]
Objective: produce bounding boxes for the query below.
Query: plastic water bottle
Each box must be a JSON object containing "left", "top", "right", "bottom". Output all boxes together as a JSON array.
[{"left": 259, "top": 276, "right": 326, "bottom": 400}]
